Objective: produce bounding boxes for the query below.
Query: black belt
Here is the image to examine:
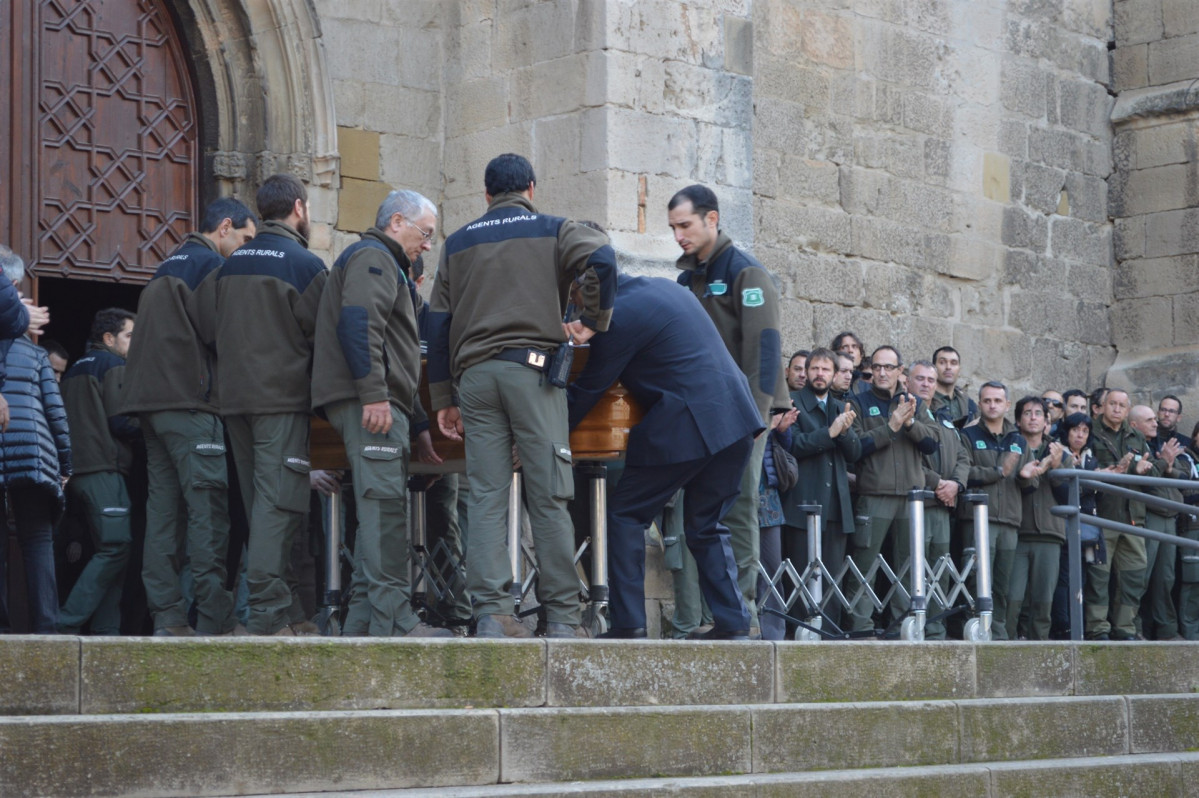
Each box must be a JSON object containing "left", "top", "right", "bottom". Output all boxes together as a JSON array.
[{"left": 493, "top": 347, "right": 550, "bottom": 372}]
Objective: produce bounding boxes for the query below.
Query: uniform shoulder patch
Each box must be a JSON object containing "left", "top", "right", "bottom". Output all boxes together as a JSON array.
[
  {"left": 709, "top": 280, "right": 727, "bottom": 296},
  {"left": 868, "top": 405, "right": 881, "bottom": 416},
  {"left": 742, "top": 287, "right": 764, "bottom": 307},
  {"left": 975, "top": 440, "right": 987, "bottom": 449},
  {"left": 1009, "top": 443, "right": 1023, "bottom": 453}
]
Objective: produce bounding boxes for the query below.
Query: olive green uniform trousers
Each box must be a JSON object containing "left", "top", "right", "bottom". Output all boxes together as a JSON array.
[
  {"left": 141, "top": 410, "right": 235, "bottom": 634},
  {"left": 458, "top": 360, "right": 580, "bottom": 625}
]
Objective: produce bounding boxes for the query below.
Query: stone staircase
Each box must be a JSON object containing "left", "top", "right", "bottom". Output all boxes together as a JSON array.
[{"left": 3, "top": 637, "right": 1198, "bottom": 796}]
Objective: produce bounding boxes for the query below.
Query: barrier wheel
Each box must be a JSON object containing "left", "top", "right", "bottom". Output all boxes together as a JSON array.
[
  {"left": 583, "top": 605, "right": 609, "bottom": 638},
  {"left": 963, "top": 617, "right": 990, "bottom": 642},
  {"left": 314, "top": 608, "right": 341, "bottom": 637},
  {"left": 900, "top": 615, "right": 924, "bottom": 642},
  {"left": 794, "top": 625, "right": 821, "bottom": 643}
]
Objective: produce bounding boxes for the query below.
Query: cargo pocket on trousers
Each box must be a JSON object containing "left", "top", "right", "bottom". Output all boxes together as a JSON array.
[
  {"left": 550, "top": 442, "right": 574, "bottom": 501},
  {"left": 98, "top": 506, "right": 133, "bottom": 547},
  {"left": 357, "top": 443, "right": 407, "bottom": 500},
  {"left": 275, "top": 456, "right": 311, "bottom": 512},
  {"left": 1182, "top": 553, "right": 1199, "bottom": 584},
  {"left": 853, "top": 514, "right": 873, "bottom": 549},
  {"left": 188, "top": 440, "right": 228, "bottom": 490}
]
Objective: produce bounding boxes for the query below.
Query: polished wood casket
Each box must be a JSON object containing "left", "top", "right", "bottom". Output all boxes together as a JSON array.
[{"left": 310, "top": 347, "right": 642, "bottom": 473}]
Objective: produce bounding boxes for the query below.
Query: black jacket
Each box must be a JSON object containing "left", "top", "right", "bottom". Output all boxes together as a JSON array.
[
  {"left": 783, "top": 384, "right": 861, "bottom": 527},
  {"left": 1, "top": 338, "right": 71, "bottom": 515},
  {"left": 61, "top": 345, "right": 138, "bottom": 475}
]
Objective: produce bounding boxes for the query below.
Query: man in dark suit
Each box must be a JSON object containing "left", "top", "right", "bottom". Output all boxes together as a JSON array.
[
  {"left": 568, "top": 272, "right": 764, "bottom": 639},
  {"left": 780, "top": 347, "right": 862, "bottom": 630}
]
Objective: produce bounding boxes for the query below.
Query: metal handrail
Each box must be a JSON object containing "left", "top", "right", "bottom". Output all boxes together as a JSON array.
[{"left": 1048, "top": 467, "right": 1199, "bottom": 640}]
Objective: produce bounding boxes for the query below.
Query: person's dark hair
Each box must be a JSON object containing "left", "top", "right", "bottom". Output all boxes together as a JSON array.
[
  {"left": 789, "top": 349, "right": 810, "bottom": 364},
  {"left": 1062, "top": 388, "right": 1087, "bottom": 405},
  {"left": 667, "top": 184, "right": 719, "bottom": 217},
  {"left": 484, "top": 153, "right": 536, "bottom": 196},
  {"left": 39, "top": 338, "right": 68, "bottom": 361},
  {"left": 830, "top": 331, "right": 865, "bottom": 363},
  {"left": 1061, "top": 412, "right": 1093, "bottom": 449},
  {"left": 980, "top": 380, "right": 1008, "bottom": 400},
  {"left": 806, "top": 347, "right": 837, "bottom": 370},
  {"left": 89, "top": 308, "right": 135, "bottom": 345},
  {"left": 199, "top": 197, "right": 257, "bottom": 235},
  {"left": 1089, "top": 387, "right": 1109, "bottom": 412},
  {"left": 1015, "top": 395, "right": 1047, "bottom": 420},
  {"left": 931, "top": 345, "right": 959, "bottom": 363},
  {"left": 869, "top": 344, "right": 901, "bottom": 366},
  {"left": 255, "top": 174, "right": 307, "bottom": 222},
  {"left": 1161, "top": 394, "right": 1183, "bottom": 413}
]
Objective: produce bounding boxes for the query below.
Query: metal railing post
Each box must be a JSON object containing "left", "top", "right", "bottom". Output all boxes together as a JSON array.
[
  {"left": 588, "top": 463, "right": 609, "bottom": 612},
  {"left": 316, "top": 489, "right": 342, "bottom": 636},
  {"left": 1065, "top": 473, "right": 1084, "bottom": 642},
  {"left": 804, "top": 504, "right": 823, "bottom": 632}
]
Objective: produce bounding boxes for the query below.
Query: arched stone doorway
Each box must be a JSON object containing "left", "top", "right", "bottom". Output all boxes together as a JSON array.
[{"left": 0, "top": 0, "right": 339, "bottom": 632}]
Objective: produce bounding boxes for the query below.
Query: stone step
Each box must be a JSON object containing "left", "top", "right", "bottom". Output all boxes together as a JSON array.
[
  {"left": 256, "top": 753, "right": 1199, "bottom": 798},
  {"left": 2, "top": 694, "right": 1196, "bottom": 796},
  {"left": 5, "top": 636, "right": 1199, "bottom": 715}
]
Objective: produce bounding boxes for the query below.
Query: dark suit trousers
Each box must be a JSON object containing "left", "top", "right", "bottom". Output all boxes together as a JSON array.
[{"left": 608, "top": 436, "right": 754, "bottom": 632}]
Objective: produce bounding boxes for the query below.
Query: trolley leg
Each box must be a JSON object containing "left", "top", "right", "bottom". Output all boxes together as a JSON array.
[
  {"left": 410, "top": 482, "right": 428, "bottom": 610},
  {"left": 806, "top": 511, "right": 823, "bottom": 631},
  {"left": 508, "top": 470, "right": 523, "bottom": 610},
  {"left": 316, "top": 490, "right": 342, "bottom": 636}
]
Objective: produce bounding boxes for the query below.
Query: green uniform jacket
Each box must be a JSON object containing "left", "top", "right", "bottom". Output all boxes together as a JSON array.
[
  {"left": 1091, "top": 420, "right": 1155, "bottom": 525},
  {"left": 676, "top": 231, "right": 790, "bottom": 422},
  {"left": 122, "top": 233, "right": 222, "bottom": 415},
  {"left": 848, "top": 384, "right": 938, "bottom": 497},
  {"left": 311, "top": 228, "right": 420, "bottom": 415},
  {"left": 1143, "top": 434, "right": 1185, "bottom": 520},
  {"left": 427, "top": 193, "right": 617, "bottom": 411},
  {"left": 921, "top": 406, "right": 971, "bottom": 505},
  {"left": 61, "top": 346, "right": 138, "bottom": 475},
  {"left": 213, "top": 221, "right": 328, "bottom": 416},
  {"left": 1017, "top": 439, "right": 1071, "bottom": 542},
  {"left": 930, "top": 386, "right": 978, "bottom": 428},
  {"left": 960, "top": 419, "right": 1030, "bottom": 528}
]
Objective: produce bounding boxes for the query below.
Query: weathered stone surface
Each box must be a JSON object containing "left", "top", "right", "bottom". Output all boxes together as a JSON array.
[
  {"left": 1129, "top": 694, "right": 1199, "bottom": 753},
  {"left": 776, "top": 643, "right": 975, "bottom": 703},
  {"left": 1145, "top": 208, "right": 1199, "bottom": 258},
  {"left": 0, "top": 637, "right": 78, "bottom": 715},
  {"left": 1148, "top": 32, "right": 1199, "bottom": 86},
  {"left": 1114, "top": 254, "right": 1199, "bottom": 300},
  {"left": 500, "top": 706, "right": 751, "bottom": 782},
  {"left": 1112, "top": 163, "right": 1192, "bottom": 217},
  {"left": 974, "top": 644, "right": 1074, "bottom": 698},
  {"left": 1164, "top": 0, "right": 1199, "bottom": 36},
  {"left": 0, "top": 709, "right": 498, "bottom": 797},
  {"left": 959, "top": 696, "right": 1128, "bottom": 761},
  {"left": 1113, "top": 44, "right": 1150, "bottom": 92},
  {"left": 546, "top": 641, "right": 773, "bottom": 707},
  {"left": 1111, "top": 295, "right": 1174, "bottom": 350},
  {"left": 989, "top": 755, "right": 1187, "bottom": 798},
  {"left": 1134, "top": 120, "right": 1194, "bottom": 169},
  {"left": 1115, "top": 0, "right": 1163, "bottom": 48},
  {"left": 80, "top": 639, "right": 546, "bottom": 713},
  {"left": 754, "top": 701, "right": 958, "bottom": 772}
]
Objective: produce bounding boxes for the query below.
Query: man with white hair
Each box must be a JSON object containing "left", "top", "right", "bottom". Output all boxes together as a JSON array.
[
  {"left": 0, "top": 246, "right": 50, "bottom": 429},
  {"left": 312, "top": 189, "right": 449, "bottom": 637}
]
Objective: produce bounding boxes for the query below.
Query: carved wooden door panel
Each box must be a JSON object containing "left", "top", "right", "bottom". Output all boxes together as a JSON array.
[{"left": 5, "top": 0, "right": 199, "bottom": 284}]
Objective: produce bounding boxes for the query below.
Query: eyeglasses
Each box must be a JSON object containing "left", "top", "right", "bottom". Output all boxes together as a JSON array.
[
  {"left": 871, "top": 363, "right": 901, "bottom": 372},
  {"left": 1045, "top": 399, "right": 1063, "bottom": 408},
  {"left": 1160, "top": 408, "right": 1180, "bottom": 415},
  {"left": 403, "top": 217, "right": 434, "bottom": 242}
]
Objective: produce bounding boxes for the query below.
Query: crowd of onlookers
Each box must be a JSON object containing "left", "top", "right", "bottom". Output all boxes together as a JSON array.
[{"left": 737, "top": 335, "right": 1199, "bottom": 641}]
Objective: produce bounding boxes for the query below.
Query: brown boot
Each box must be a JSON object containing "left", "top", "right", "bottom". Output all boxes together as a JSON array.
[
  {"left": 475, "top": 614, "right": 533, "bottom": 638},
  {"left": 403, "top": 622, "right": 455, "bottom": 638}
]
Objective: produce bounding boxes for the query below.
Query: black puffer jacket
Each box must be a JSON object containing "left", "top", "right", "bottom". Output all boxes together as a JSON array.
[{"left": 0, "top": 337, "right": 71, "bottom": 517}]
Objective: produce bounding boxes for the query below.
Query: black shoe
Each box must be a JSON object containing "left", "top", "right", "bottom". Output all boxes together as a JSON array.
[
  {"left": 1087, "top": 633, "right": 1111, "bottom": 641},
  {"left": 598, "top": 627, "right": 647, "bottom": 639},
  {"left": 687, "top": 627, "right": 750, "bottom": 641}
]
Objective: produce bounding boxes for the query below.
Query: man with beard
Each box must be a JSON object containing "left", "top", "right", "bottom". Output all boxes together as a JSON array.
[
  {"left": 1062, "top": 389, "right": 1089, "bottom": 421},
  {"left": 780, "top": 347, "right": 861, "bottom": 631},
  {"left": 930, "top": 346, "right": 977, "bottom": 428},
  {"left": 1156, "top": 396, "right": 1191, "bottom": 450},
  {"left": 214, "top": 174, "right": 328, "bottom": 636}
]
